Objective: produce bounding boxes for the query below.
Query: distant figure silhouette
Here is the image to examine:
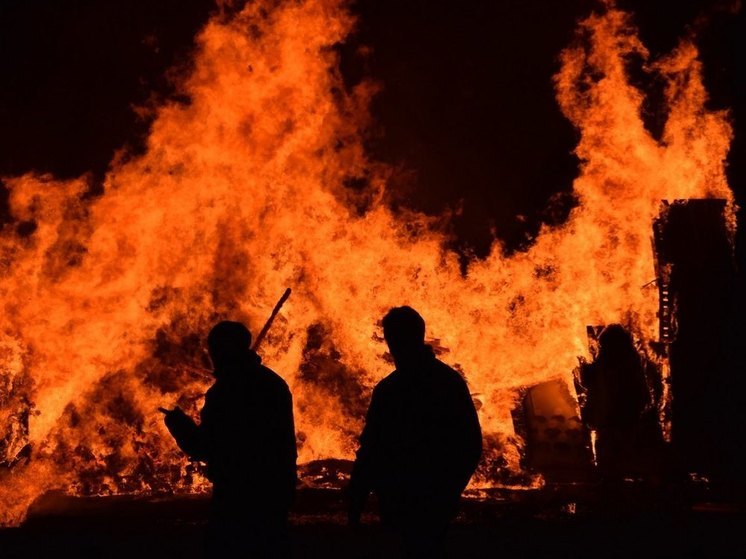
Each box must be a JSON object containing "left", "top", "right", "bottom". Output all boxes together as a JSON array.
[
  {"left": 578, "top": 324, "right": 662, "bottom": 485},
  {"left": 347, "top": 306, "right": 482, "bottom": 558},
  {"left": 162, "top": 321, "right": 297, "bottom": 558}
]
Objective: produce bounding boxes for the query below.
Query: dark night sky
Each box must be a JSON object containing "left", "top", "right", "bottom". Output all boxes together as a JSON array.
[{"left": 0, "top": 0, "right": 744, "bottom": 261}]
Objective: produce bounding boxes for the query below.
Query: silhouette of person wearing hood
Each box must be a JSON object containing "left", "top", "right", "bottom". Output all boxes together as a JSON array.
[
  {"left": 347, "top": 306, "right": 482, "bottom": 558},
  {"left": 162, "top": 320, "right": 297, "bottom": 558},
  {"left": 579, "top": 324, "right": 661, "bottom": 485}
]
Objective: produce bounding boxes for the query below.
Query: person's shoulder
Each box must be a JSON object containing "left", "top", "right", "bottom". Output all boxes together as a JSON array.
[
  {"left": 205, "top": 380, "right": 222, "bottom": 396},
  {"left": 257, "top": 365, "right": 291, "bottom": 393},
  {"left": 432, "top": 359, "right": 468, "bottom": 386},
  {"left": 372, "top": 369, "right": 400, "bottom": 395}
]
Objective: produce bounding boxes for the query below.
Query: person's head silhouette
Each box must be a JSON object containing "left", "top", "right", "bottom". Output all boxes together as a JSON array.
[
  {"left": 207, "top": 320, "right": 252, "bottom": 374},
  {"left": 597, "top": 324, "right": 635, "bottom": 362},
  {"left": 382, "top": 306, "right": 427, "bottom": 367}
]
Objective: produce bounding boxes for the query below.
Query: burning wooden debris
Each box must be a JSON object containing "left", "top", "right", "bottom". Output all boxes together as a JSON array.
[{"left": 0, "top": 0, "right": 740, "bottom": 531}]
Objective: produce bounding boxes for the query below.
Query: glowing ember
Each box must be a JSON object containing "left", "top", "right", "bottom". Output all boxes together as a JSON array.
[{"left": 0, "top": 0, "right": 736, "bottom": 525}]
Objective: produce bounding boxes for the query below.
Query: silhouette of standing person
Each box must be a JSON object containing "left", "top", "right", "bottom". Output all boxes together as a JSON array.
[
  {"left": 347, "top": 306, "right": 482, "bottom": 558},
  {"left": 162, "top": 321, "right": 297, "bottom": 558},
  {"left": 578, "top": 324, "right": 661, "bottom": 487}
]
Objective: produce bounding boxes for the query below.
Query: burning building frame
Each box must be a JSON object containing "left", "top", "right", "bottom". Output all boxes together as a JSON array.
[{"left": 0, "top": 0, "right": 744, "bottom": 555}]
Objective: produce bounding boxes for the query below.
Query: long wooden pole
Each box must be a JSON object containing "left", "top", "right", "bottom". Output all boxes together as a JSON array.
[{"left": 251, "top": 288, "right": 292, "bottom": 351}]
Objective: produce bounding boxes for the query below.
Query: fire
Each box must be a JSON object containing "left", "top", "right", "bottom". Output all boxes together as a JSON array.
[{"left": 0, "top": 0, "right": 735, "bottom": 525}]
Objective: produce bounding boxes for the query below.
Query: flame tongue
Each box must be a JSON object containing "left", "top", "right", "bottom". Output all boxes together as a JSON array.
[{"left": 0, "top": 0, "right": 735, "bottom": 525}]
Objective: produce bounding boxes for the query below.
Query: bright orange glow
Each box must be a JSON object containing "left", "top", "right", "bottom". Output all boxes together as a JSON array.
[{"left": 0, "top": 0, "right": 736, "bottom": 525}]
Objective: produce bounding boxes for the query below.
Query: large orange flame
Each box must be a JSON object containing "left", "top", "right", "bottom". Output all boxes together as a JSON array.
[{"left": 0, "top": 0, "right": 735, "bottom": 525}]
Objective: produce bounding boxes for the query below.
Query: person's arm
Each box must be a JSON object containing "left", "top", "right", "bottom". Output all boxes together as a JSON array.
[
  {"left": 347, "top": 386, "right": 383, "bottom": 525},
  {"left": 163, "top": 406, "right": 207, "bottom": 461},
  {"left": 436, "top": 374, "right": 483, "bottom": 494},
  {"left": 455, "top": 377, "right": 483, "bottom": 490},
  {"left": 279, "top": 385, "right": 298, "bottom": 503}
]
